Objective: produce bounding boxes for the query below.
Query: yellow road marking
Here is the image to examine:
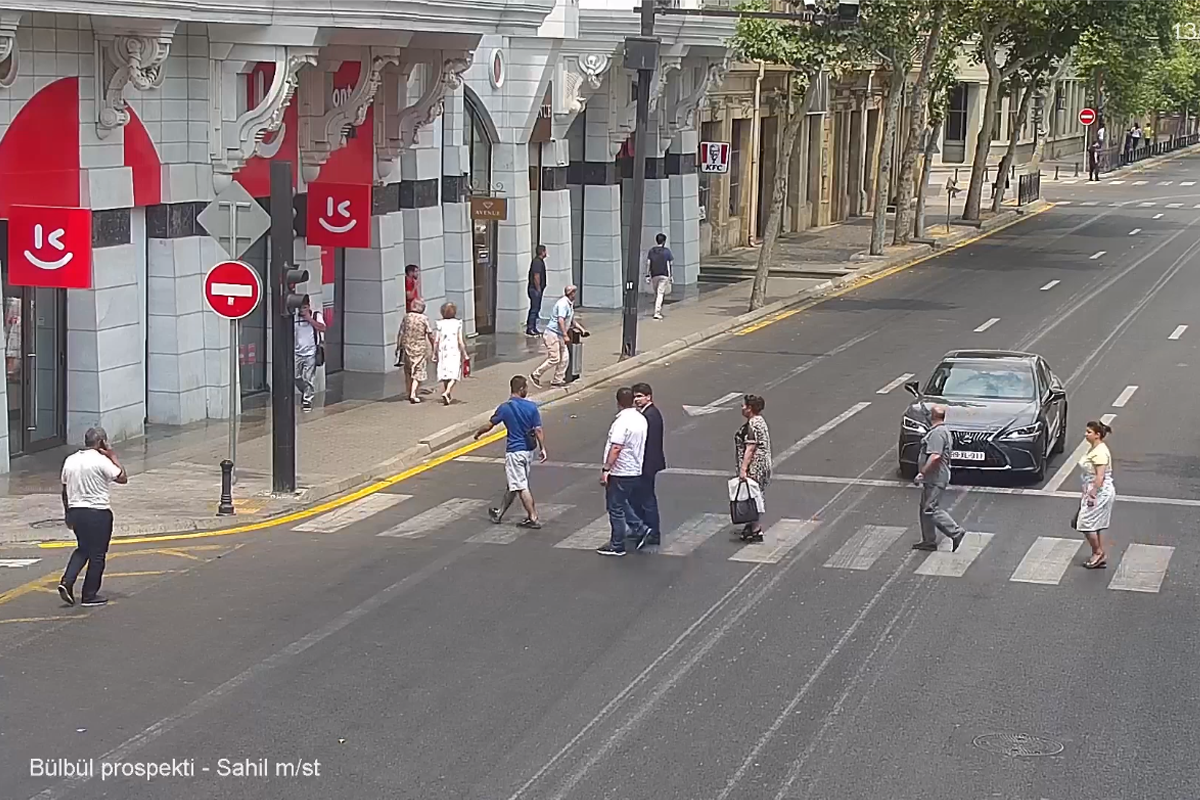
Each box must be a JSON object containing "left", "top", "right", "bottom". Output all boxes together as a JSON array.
[
  {"left": 103, "top": 570, "right": 177, "bottom": 578},
  {"left": 0, "top": 615, "right": 76, "bottom": 625},
  {"left": 36, "top": 430, "right": 507, "bottom": 550},
  {"left": 735, "top": 204, "right": 1052, "bottom": 336}
]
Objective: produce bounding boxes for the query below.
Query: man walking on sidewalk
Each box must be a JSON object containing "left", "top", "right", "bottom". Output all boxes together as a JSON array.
[
  {"left": 632, "top": 382, "right": 666, "bottom": 549},
  {"left": 531, "top": 285, "right": 586, "bottom": 388},
  {"left": 57, "top": 427, "right": 128, "bottom": 608},
  {"left": 527, "top": 245, "right": 547, "bottom": 336},
  {"left": 295, "top": 294, "right": 327, "bottom": 412},
  {"left": 475, "top": 375, "right": 547, "bottom": 528},
  {"left": 912, "top": 404, "right": 965, "bottom": 553},
  {"left": 597, "top": 387, "right": 649, "bottom": 557},
  {"left": 645, "top": 233, "right": 673, "bottom": 320}
]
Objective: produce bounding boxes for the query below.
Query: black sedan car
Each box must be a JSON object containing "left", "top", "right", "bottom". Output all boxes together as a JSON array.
[{"left": 898, "top": 350, "right": 1068, "bottom": 482}]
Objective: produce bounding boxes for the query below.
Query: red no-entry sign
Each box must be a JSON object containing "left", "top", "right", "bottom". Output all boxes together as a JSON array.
[
  {"left": 1078, "top": 107, "right": 1096, "bottom": 126},
  {"left": 204, "top": 260, "right": 262, "bottom": 320}
]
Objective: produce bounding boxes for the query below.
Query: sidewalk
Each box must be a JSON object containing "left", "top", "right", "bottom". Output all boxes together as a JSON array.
[{"left": 0, "top": 199, "right": 1047, "bottom": 545}]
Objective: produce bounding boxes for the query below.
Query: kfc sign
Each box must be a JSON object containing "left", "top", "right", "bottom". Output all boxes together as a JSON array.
[
  {"left": 7, "top": 205, "right": 92, "bottom": 289},
  {"left": 306, "top": 182, "right": 371, "bottom": 248}
]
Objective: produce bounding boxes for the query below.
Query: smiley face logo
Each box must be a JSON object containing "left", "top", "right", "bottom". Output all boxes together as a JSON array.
[
  {"left": 24, "top": 223, "right": 74, "bottom": 270},
  {"left": 317, "top": 196, "right": 357, "bottom": 235}
]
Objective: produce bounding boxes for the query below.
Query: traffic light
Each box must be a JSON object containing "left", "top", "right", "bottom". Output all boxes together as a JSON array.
[{"left": 282, "top": 266, "right": 309, "bottom": 315}]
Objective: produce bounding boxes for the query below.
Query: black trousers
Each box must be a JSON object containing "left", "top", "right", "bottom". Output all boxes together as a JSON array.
[{"left": 61, "top": 508, "right": 114, "bottom": 601}]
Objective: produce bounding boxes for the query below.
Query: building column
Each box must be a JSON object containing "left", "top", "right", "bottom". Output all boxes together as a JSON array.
[
  {"left": 849, "top": 91, "right": 868, "bottom": 216},
  {"left": 581, "top": 90, "right": 622, "bottom": 309},
  {"left": 668, "top": 126, "right": 701, "bottom": 286},
  {"left": 539, "top": 138, "right": 573, "bottom": 309},
  {"left": 642, "top": 113, "right": 671, "bottom": 273},
  {"left": 441, "top": 85, "right": 475, "bottom": 335},
  {"left": 402, "top": 117, "right": 446, "bottom": 319},
  {"left": 493, "top": 140, "right": 533, "bottom": 330},
  {"left": 342, "top": 207, "right": 404, "bottom": 373}
]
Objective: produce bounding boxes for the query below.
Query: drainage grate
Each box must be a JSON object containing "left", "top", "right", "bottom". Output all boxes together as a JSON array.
[
  {"left": 29, "top": 519, "right": 63, "bottom": 530},
  {"left": 973, "top": 733, "right": 1064, "bottom": 758}
]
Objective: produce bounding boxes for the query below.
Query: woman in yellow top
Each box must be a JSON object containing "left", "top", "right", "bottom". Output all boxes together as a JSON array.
[{"left": 1075, "top": 420, "right": 1115, "bottom": 569}]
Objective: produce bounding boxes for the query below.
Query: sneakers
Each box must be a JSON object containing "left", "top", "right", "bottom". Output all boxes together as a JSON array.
[
  {"left": 596, "top": 544, "right": 626, "bottom": 557},
  {"left": 80, "top": 596, "right": 108, "bottom": 608},
  {"left": 57, "top": 583, "right": 75, "bottom": 606},
  {"left": 526, "top": 329, "right": 541, "bottom": 337},
  {"left": 636, "top": 529, "right": 659, "bottom": 550},
  {"left": 518, "top": 518, "right": 543, "bottom": 530},
  {"left": 488, "top": 508, "right": 503, "bottom": 524},
  {"left": 302, "top": 402, "right": 313, "bottom": 413},
  {"left": 653, "top": 312, "right": 663, "bottom": 320},
  {"left": 951, "top": 531, "right": 966, "bottom": 552},
  {"left": 529, "top": 373, "right": 543, "bottom": 388}
]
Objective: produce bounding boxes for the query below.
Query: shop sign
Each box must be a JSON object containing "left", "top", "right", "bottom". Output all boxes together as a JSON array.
[
  {"left": 470, "top": 197, "right": 508, "bottom": 221},
  {"left": 307, "top": 182, "right": 372, "bottom": 248},
  {"left": 699, "top": 141, "right": 731, "bottom": 174},
  {"left": 6, "top": 205, "right": 92, "bottom": 289}
]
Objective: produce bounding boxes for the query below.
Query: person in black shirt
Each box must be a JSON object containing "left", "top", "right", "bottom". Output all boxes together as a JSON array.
[
  {"left": 632, "top": 382, "right": 666, "bottom": 549},
  {"left": 527, "top": 245, "right": 548, "bottom": 336},
  {"left": 645, "top": 233, "right": 673, "bottom": 320}
]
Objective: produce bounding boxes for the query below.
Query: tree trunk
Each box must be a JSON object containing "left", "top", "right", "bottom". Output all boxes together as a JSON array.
[
  {"left": 964, "top": 59, "right": 1001, "bottom": 220},
  {"left": 913, "top": 118, "right": 942, "bottom": 239},
  {"left": 893, "top": 7, "right": 945, "bottom": 245},
  {"left": 992, "top": 75, "right": 1034, "bottom": 213},
  {"left": 1029, "top": 60, "right": 1069, "bottom": 174},
  {"left": 749, "top": 78, "right": 815, "bottom": 311},
  {"left": 870, "top": 68, "right": 906, "bottom": 256}
]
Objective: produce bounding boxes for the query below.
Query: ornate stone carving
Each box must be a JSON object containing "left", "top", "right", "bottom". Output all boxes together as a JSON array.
[
  {"left": 396, "top": 52, "right": 472, "bottom": 148},
  {"left": 673, "top": 56, "right": 730, "bottom": 133},
  {"left": 578, "top": 53, "right": 612, "bottom": 89},
  {"left": 608, "top": 75, "right": 637, "bottom": 155},
  {"left": 648, "top": 57, "right": 681, "bottom": 116},
  {"left": 96, "top": 30, "right": 175, "bottom": 136},
  {"left": 0, "top": 13, "right": 19, "bottom": 89}
]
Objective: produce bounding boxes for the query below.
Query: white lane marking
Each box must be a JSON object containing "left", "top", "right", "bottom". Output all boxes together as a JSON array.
[
  {"left": 553, "top": 515, "right": 614, "bottom": 550},
  {"left": 0, "top": 558, "right": 40, "bottom": 568},
  {"left": 659, "top": 513, "right": 728, "bottom": 557},
  {"left": 729, "top": 519, "right": 818, "bottom": 564},
  {"left": 1159, "top": 180, "right": 1174, "bottom": 185},
  {"left": 376, "top": 498, "right": 489, "bottom": 538},
  {"left": 1060, "top": 179, "right": 1078, "bottom": 184},
  {"left": 1109, "top": 544, "right": 1174, "bottom": 593},
  {"left": 1129, "top": 228, "right": 1142, "bottom": 235},
  {"left": 914, "top": 533, "right": 994, "bottom": 577},
  {"left": 1010, "top": 537, "right": 1083, "bottom": 585},
  {"left": 1081, "top": 200, "right": 1098, "bottom": 206},
  {"left": 1169, "top": 324, "right": 1188, "bottom": 340},
  {"left": 1043, "top": 413, "right": 1117, "bottom": 493},
  {"left": 681, "top": 391, "right": 743, "bottom": 417},
  {"left": 1154, "top": 213, "right": 1164, "bottom": 219},
  {"left": 1167, "top": 203, "right": 1183, "bottom": 208},
  {"left": 1090, "top": 250, "right": 1106, "bottom": 259},
  {"left": 1194, "top": 204, "right": 1200, "bottom": 209},
  {"left": 466, "top": 504, "right": 573, "bottom": 544},
  {"left": 1039, "top": 280, "right": 1060, "bottom": 291},
  {"left": 1139, "top": 201, "right": 1156, "bottom": 207},
  {"left": 1133, "top": 180, "right": 1148, "bottom": 185},
  {"left": 974, "top": 317, "right": 1000, "bottom": 332},
  {"left": 1108, "top": 180, "right": 1126, "bottom": 185},
  {"left": 1056, "top": 200, "right": 1072, "bottom": 205},
  {"left": 772, "top": 402, "right": 872, "bottom": 467},
  {"left": 1182, "top": 181, "right": 1196, "bottom": 186},
  {"left": 1112, "top": 385, "right": 1139, "bottom": 408},
  {"left": 876, "top": 373, "right": 915, "bottom": 394},
  {"left": 293, "top": 493, "right": 411, "bottom": 533},
  {"left": 824, "top": 525, "right": 907, "bottom": 571}
]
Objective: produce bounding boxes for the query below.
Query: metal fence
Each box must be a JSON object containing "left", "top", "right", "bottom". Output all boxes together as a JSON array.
[
  {"left": 1099, "top": 133, "right": 1200, "bottom": 174},
  {"left": 1017, "top": 171, "right": 1041, "bottom": 205}
]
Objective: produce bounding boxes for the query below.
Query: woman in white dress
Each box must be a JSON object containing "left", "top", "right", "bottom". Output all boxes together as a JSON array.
[
  {"left": 1075, "top": 420, "right": 1116, "bottom": 569},
  {"left": 435, "top": 302, "right": 467, "bottom": 405}
]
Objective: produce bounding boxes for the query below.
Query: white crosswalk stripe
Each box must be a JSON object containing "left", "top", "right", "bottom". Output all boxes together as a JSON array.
[
  {"left": 1133, "top": 180, "right": 1148, "bottom": 185},
  {"left": 824, "top": 525, "right": 907, "bottom": 571},
  {"left": 0, "top": 558, "right": 40, "bottom": 568},
  {"left": 1055, "top": 200, "right": 1072, "bottom": 205},
  {"left": 553, "top": 515, "right": 614, "bottom": 550},
  {"left": 1109, "top": 544, "right": 1174, "bottom": 593},
  {"left": 376, "top": 498, "right": 489, "bottom": 538},
  {"left": 1010, "top": 537, "right": 1083, "bottom": 585},
  {"left": 1060, "top": 179, "right": 1078, "bottom": 184},
  {"left": 1108, "top": 180, "right": 1126, "bottom": 185},
  {"left": 1139, "top": 201, "right": 1156, "bottom": 207},
  {"left": 913, "top": 533, "right": 994, "bottom": 578},
  {"left": 1158, "top": 180, "right": 1174, "bottom": 185},
  {"left": 1167, "top": 202, "right": 1183, "bottom": 208},
  {"left": 466, "top": 504, "right": 573, "bottom": 544},
  {"left": 1182, "top": 181, "right": 1196, "bottom": 186},
  {"left": 1081, "top": 200, "right": 1098, "bottom": 206},
  {"left": 660, "top": 514, "right": 729, "bottom": 557},
  {"left": 730, "top": 519, "right": 818, "bottom": 564},
  {"left": 294, "top": 493, "right": 411, "bottom": 533}
]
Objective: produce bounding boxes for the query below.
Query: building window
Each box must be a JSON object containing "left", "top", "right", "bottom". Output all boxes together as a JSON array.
[
  {"left": 946, "top": 83, "right": 968, "bottom": 142},
  {"left": 465, "top": 96, "right": 492, "bottom": 194},
  {"left": 993, "top": 94, "right": 1005, "bottom": 141},
  {"left": 730, "top": 119, "right": 746, "bottom": 218}
]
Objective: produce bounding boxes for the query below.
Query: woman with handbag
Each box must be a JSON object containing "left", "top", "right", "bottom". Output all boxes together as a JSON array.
[
  {"left": 733, "top": 394, "right": 772, "bottom": 543},
  {"left": 434, "top": 302, "right": 468, "bottom": 406},
  {"left": 395, "top": 299, "right": 436, "bottom": 404},
  {"left": 1076, "top": 420, "right": 1116, "bottom": 569}
]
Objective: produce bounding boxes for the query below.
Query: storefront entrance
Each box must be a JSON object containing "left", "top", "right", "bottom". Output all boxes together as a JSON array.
[
  {"left": 472, "top": 218, "right": 497, "bottom": 335},
  {"left": 2, "top": 284, "right": 66, "bottom": 456}
]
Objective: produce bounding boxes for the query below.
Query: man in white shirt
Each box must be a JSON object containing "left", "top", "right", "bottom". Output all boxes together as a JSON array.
[
  {"left": 531, "top": 285, "right": 587, "bottom": 388},
  {"left": 597, "top": 387, "right": 649, "bottom": 557},
  {"left": 57, "top": 427, "right": 128, "bottom": 608},
  {"left": 294, "top": 294, "right": 327, "bottom": 412}
]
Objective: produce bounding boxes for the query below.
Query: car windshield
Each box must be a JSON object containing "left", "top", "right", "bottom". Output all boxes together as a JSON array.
[{"left": 924, "top": 361, "right": 1036, "bottom": 401}]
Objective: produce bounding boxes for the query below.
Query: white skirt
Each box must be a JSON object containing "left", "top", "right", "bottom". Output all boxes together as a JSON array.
[{"left": 1076, "top": 475, "right": 1115, "bottom": 532}]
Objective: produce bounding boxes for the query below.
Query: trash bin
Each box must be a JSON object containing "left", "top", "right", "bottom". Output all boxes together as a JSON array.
[{"left": 567, "top": 329, "right": 586, "bottom": 383}]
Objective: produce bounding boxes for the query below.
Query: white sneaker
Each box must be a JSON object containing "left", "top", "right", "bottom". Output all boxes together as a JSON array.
[{"left": 653, "top": 312, "right": 663, "bottom": 320}]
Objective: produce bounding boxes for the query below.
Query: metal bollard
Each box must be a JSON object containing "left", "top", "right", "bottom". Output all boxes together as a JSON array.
[
  {"left": 1055, "top": 166, "right": 1060, "bottom": 181},
  {"left": 1074, "top": 163, "right": 1080, "bottom": 177},
  {"left": 954, "top": 167, "right": 959, "bottom": 183},
  {"left": 218, "top": 459, "right": 235, "bottom": 516}
]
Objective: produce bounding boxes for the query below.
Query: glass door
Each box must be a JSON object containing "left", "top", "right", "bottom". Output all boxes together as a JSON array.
[{"left": 3, "top": 282, "right": 65, "bottom": 456}]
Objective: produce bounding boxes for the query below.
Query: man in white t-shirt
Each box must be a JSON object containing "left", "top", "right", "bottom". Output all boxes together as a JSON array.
[
  {"left": 294, "top": 294, "right": 327, "bottom": 412},
  {"left": 597, "top": 387, "right": 649, "bottom": 557},
  {"left": 57, "top": 427, "right": 128, "bottom": 608}
]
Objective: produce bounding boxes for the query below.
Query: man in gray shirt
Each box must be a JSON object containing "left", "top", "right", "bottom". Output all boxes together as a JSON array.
[{"left": 913, "top": 404, "right": 966, "bottom": 552}]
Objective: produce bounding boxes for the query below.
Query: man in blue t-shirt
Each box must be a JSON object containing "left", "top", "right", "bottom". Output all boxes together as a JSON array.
[{"left": 474, "top": 375, "right": 547, "bottom": 527}]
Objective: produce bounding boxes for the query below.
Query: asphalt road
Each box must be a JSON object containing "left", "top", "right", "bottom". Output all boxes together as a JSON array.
[{"left": 4, "top": 153, "right": 1200, "bottom": 800}]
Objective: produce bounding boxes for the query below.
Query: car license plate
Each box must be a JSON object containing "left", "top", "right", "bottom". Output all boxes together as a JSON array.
[{"left": 952, "top": 450, "right": 986, "bottom": 462}]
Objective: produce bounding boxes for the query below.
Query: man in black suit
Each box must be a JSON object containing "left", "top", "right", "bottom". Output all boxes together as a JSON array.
[{"left": 632, "top": 382, "right": 666, "bottom": 550}]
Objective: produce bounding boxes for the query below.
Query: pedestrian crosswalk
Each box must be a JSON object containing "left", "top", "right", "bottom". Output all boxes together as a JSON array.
[{"left": 294, "top": 491, "right": 1182, "bottom": 594}]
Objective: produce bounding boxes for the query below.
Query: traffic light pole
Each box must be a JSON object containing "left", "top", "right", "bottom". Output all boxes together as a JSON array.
[
  {"left": 269, "top": 161, "right": 297, "bottom": 494},
  {"left": 620, "top": 1, "right": 658, "bottom": 359}
]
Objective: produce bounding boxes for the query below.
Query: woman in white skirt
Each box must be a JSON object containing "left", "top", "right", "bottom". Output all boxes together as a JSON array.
[
  {"left": 1076, "top": 419, "right": 1115, "bottom": 569},
  {"left": 435, "top": 302, "right": 467, "bottom": 405}
]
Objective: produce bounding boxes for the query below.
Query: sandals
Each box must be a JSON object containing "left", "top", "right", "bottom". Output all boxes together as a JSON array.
[{"left": 1083, "top": 555, "right": 1108, "bottom": 569}]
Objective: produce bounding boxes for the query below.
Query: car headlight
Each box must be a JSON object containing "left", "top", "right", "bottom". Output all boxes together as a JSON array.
[
  {"left": 1000, "top": 422, "right": 1042, "bottom": 441},
  {"left": 902, "top": 416, "right": 928, "bottom": 434}
]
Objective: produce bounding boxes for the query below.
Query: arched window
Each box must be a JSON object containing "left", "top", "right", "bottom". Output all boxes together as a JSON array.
[{"left": 464, "top": 95, "right": 492, "bottom": 194}]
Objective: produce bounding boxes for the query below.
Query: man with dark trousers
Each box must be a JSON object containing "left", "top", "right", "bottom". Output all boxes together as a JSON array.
[
  {"left": 632, "top": 382, "right": 666, "bottom": 549},
  {"left": 526, "top": 245, "right": 548, "bottom": 336},
  {"left": 57, "top": 427, "right": 128, "bottom": 608}
]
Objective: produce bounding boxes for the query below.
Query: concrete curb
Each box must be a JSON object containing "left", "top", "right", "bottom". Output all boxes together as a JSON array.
[{"left": 28, "top": 198, "right": 1048, "bottom": 545}]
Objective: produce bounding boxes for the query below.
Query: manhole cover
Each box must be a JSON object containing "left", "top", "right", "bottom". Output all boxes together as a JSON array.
[
  {"left": 973, "top": 733, "right": 1064, "bottom": 758},
  {"left": 29, "top": 519, "right": 63, "bottom": 530}
]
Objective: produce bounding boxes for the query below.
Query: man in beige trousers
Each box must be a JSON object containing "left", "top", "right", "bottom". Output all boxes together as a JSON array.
[{"left": 531, "top": 285, "right": 586, "bottom": 388}]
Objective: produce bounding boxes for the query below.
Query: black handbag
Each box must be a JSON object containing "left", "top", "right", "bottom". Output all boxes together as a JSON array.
[
  {"left": 730, "top": 479, "right": 760, "bottom": 525},
  {"left": 1069, "top": 509, "right": 1079, "bottom": 530},
  {"left": 315, "top": 344, "right": 325, "bottom": 368}
]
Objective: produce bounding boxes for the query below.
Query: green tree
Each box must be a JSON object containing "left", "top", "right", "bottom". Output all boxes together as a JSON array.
[
  {"left": 913, "top": 28, "right": 960, "bottom": 238},
  {"left": 1074, "top": 0, "right": 1178, "bottom": 123}
]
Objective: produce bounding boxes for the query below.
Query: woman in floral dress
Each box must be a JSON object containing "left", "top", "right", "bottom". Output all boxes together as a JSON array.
[
  {"left": 734, "top": 393, "right": 772, "bottom": 543},
  {"left": 395, "top": 299, "right": 436, "bottom": 404}
]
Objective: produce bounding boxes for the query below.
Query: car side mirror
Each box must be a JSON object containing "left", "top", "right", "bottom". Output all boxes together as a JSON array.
[
  {"left": 1049, "top": 388, "right": 1066, "bottom": 402},
  {"left": 904, "top": 380, "right": 921, "bottom": 398}
]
